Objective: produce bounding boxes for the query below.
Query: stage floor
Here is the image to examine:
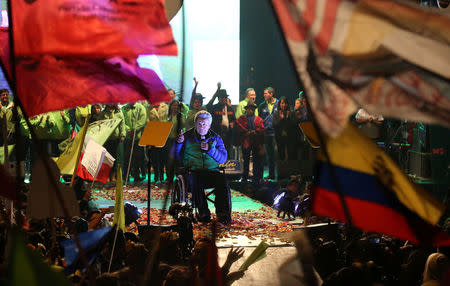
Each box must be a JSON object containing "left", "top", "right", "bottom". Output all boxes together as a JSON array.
[{"left": 91, "top": 184, "right": 303, "bottom": 247}]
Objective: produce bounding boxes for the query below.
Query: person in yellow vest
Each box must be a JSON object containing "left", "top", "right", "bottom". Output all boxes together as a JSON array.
[
  {"left": 122, "top": 102, "right": 147, "bottom": 183},
  {"left": 0, "top": 89, "right": 14, "bottom": 146}
]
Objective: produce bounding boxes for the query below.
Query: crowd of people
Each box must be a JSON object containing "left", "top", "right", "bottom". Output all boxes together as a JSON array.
[{"left": 0, "top": 80, "right": 312, "bottom": 185}]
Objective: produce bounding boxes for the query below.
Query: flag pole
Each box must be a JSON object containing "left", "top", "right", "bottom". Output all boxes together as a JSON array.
[
  {"left": 70, "top": 114, "right": 90, "bottom": 188},
  {"left": 6, "top": 1, "right": 94, "bottom": 282},
  {"left": 107, "top": 225, "right": 120, "bottom": 273},
  {"left": 125, "top": 108, "right": 140, "bottom": 186}
]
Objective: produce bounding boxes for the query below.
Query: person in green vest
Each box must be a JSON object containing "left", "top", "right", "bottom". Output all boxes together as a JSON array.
[
  {"left": 235, "top": 88, "right": 258, "bottom": 119},
  {"left": 0, "top": 89, "right": 14, "bottom": 146},
  {"left": 122, "top": 102, "right": 147, "bottom": 183},
  {"left": 33, "top": 110, "right": 70, "bottom": 157},
  {"left": 99, "top": 104, "right": 126, "bottom": 182}
]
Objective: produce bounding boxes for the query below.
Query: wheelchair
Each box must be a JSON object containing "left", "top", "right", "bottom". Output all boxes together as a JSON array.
[{"left": 171, "top": 167, "right": 227, "bottom": 216}]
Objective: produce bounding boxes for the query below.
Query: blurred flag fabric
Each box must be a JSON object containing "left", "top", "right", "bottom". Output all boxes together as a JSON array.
[
  {"left": 55, "top": 117, "right": 89, "bottom": 175},
  {"left": 9, "top": 230, "right": 71, "bottom": 285},
  {"left": 61, "top": 227, "right": 113, "bottom": 274},
  {"left": 76, "top": 137, "right": 114, "bottom": 184},
  {"left": 11, "top": 0, "right": 177, "bottom": 57},
  {"left": 311, "top": 123, "right": 450, "bottom": 246},
  {"left": 113, "top": 165, "right": 125, "bottom": 232},
  {"left": 272, "top": 0, "right": 450, "bottom": 137},
  {"left": 0, "top": 29, "right": 170, "bottom": 117}
]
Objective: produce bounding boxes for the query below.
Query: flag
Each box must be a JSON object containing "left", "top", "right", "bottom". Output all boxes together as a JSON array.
[
  {"left": 0, "top": 163, "right": 16, "bottom": 200},
  {"left": 239, "top": 241, "right": 269, "bottom": 271},
  {"left": 11, "top": 0, "right": 177, "bottom": 57},
  {"left": 27, "top": 159, "right": 80, "bottom": 219},
  {"left": 76, "top": 137, "right": 115, "bottom": 184},
  {"left": 60, "top": 227, "right": 113, "bottom": 274},
  {"left": 8, "top": 230, "right": 71, "bottom": 286},
  {"left": 311, "top": 123, "right": 450, "bottom": 246},
  {"left": 86, "top": 118, "right": 123, "bottom": 146},
  {"left": 0, "top": 29, "right": 170, "bottom": 117},
  {"left": 55, "top": 116, "right": 89, "bottom": 175},
  {"left": 113, "top": 165, "right": 125, "bottom": 231},
  {"left": 271, "top": 0, "right": 450, "bottom": 137}
]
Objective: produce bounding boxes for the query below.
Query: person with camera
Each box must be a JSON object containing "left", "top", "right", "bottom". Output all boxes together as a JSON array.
[{"left": 173, "top": 110, "right": 232, "bottom": 224}]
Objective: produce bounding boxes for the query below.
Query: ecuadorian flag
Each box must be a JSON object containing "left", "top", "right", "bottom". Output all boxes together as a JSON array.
[{"left": 312, "top": 123, "right": 450, "bottom": 246}]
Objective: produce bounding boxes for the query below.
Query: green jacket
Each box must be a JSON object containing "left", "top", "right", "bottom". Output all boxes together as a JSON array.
[
  {"left": 122, "top": 103, "right": 147, "bottom": 139},
  {"left": 75, "top": 105, "right": 91, "bottom": 127},
  {"left": 49, "top": 110, "right": 71, "bottom": 140},
  {"left": 30, "top": 113, "right": 53, "bottom": 140},
  {"left": 99, "top": 108, "right": 126, "bottom": 139},
  {"left": 235, "top": 98, "right": 258, "bottom": 119},
  {"left": 147, "top": 103, "right": 168, "bottom": 122},
  {"left": 0, "top": 104, "right": 14, "bottom": 136}
]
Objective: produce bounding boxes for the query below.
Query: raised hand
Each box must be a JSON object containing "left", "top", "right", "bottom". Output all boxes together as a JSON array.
[{"left": 217, "top": 82, "right": 222, "bottom": 89}]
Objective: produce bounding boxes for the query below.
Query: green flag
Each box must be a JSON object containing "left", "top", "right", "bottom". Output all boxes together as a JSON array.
[
  {"left": 0, "top": 145, "right": 14, "bottom": 164},
  {"left": 239, "top": 241, "right": 269, "bottom": 271},
  {"left": 113, "top": 165, "right": 125, "bottom": 231},
  {"left": 86, "top": 118, "right": 122, "bottom": 146},
  {"left": 9, "top": 230, "right": 71, "bottom": 286}
]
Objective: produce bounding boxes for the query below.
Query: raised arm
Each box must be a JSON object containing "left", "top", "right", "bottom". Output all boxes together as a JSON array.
[{"left": 206, "top": 82, "right": 221, "bottom": 107}]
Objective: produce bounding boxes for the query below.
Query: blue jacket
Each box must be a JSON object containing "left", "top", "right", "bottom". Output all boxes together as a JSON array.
[
  {"left": 258, "top": 99, "right": 279, "bottom": 136},
  {"left": 173, "top": 128, "right": 227, "bottom": 171}
]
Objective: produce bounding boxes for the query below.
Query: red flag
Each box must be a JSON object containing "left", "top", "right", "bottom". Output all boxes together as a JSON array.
[
  {"left": 0, "top": 29, "right": 170, "bottom": 117},
  {"left": 16, "top": 55, "right": 169, "bottom": 117},
  {"left": 11, "top": 0, "right": 177, "bottom": 57},
  {"left": 76, "top": 153, "right": 114, "bottom": 184}
]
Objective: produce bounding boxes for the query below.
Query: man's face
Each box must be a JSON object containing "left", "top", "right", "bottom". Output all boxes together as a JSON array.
[
  {"left": 168, "top": 90, "right": 176, "bottom": 100},
  {"left": 295, "top": 99, "right": 301, "bottom": 110},
  {"left": 0, "top": 91, "right": 9, "bottom": 105},
  {"left": 263, "top": 89, "right": 273, "bottom": 102},
  {"left": 196, "top": 118, "right": 211, "bottom": 136},
  {"left": 246, "top": 108, "right": 255, "bottom": 117},
  {"left": 247, "top": 90, "right": 256, "bottom": 105},
  {"left": 193, "top": 99, "right": 202, "bottom": 111}
]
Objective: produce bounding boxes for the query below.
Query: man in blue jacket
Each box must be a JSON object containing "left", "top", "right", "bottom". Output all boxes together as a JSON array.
[
  {"left": 173, "top": 110, "right": 232, "bottom": 224},
  {"left": 258, "top": 87, "right": 279, "bottom": 181}
]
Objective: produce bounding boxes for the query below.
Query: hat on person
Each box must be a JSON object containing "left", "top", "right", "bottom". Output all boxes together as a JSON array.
[
  {"left": 217, "top": 89, "right": 229, "bottom": 98},
  {"left": 192, "top": 93, "right": 205, "bottom": 100},
  {"left": 244, "top": 103, "right": 258, "bottom": 110}
]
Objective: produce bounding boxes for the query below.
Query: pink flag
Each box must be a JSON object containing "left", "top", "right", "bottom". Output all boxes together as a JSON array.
[{"left": 12, "top": 0, "right": 177, "bottom": 57}]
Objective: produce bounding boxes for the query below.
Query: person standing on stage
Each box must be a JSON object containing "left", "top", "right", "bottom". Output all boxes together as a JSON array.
[
  {"left": 235, "top": 88, "right": 258, "bottom": 119},
  {"left": 236, "top": 103, "right": 265, "bottom": 183},
  {"left": 258, "top": 87, "right": 279, "bottom": 181},
  {"left": 206, "top": 83, "right": 236, "bottom": 154},
  {"left": 122, "top": 102, "right": 147, "bottom": 183}
]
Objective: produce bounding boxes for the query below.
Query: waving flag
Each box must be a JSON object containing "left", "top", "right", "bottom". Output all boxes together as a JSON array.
[
  {"left": 311, "top": 124, "right": 450, "bottom": 246},
  {"left": 61, "top": 227, "right": 113, "bottom": 274},
  {"left": 11, "top": 0, "right": 177, "bottom": 57},
  {"left": 272, "top": 0, "right": 450, "bottom": 137},
  {"left": 113, "top": 165, "right": 125, "bottom": 231},
  {"left": 0, "top": 29, "right": 170, "bottom": 117},
  {"left": 76, "top": 136, "right": 115, "bottom": 184},
  {"left": 9, "top": 231, "right": 71, "bottom": 286}
]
